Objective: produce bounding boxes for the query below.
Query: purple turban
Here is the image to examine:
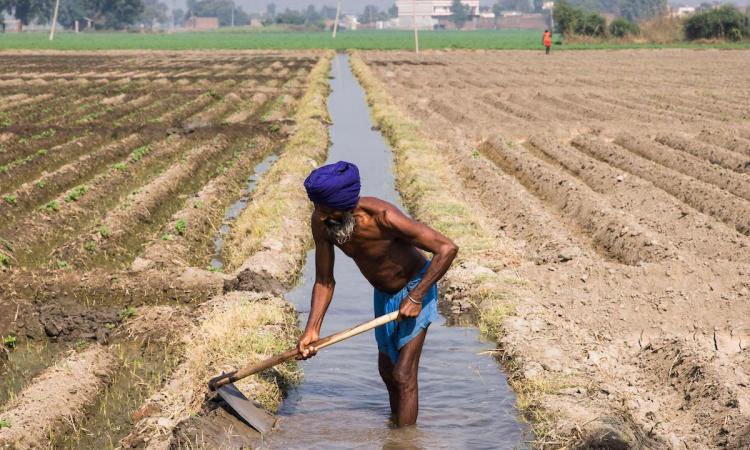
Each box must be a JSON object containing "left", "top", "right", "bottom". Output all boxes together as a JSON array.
[{"left": 304, "top": 161, "right": 361, "bottom": 211}]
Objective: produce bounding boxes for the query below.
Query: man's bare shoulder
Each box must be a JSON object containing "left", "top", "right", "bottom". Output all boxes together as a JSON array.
[{"left": 357, "top": 197, "right": 404, "bottom": 219}]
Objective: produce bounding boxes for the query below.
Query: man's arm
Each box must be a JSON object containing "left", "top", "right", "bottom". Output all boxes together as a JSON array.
[
  {"left": 297, "top": 214, "right": 335, "bottom": 359},
  {"left": 379, "top": 205, "right": 459, "bottom": 318}
]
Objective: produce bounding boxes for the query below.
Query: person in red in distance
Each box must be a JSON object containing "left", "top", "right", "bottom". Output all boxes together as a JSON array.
[{"left": 543, "top": 29, "right": 553, "bottom": 55}]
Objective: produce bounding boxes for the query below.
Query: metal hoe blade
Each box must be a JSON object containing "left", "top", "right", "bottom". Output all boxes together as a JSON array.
[{"left": 216, "top": 382, "right": 276, "bottom": 434}]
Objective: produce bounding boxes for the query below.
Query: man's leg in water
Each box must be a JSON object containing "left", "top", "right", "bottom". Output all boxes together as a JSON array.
[
  {"left": 378, "top": 352, "right": 399, "bottom": 417},
  {"left": 385, "top": 329, "right": 427, "bottom": 426}
]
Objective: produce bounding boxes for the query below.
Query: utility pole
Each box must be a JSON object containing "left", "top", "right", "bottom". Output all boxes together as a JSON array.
[
  {"left": 170, "top": 0, "right": 175, "bottom": 32},
  {"left": 231, "top": 1, "right": 235, "bottom": 27},
  {"left": 412, "top": 0, "right": 419, "bottom": 53},
  {"left": 49, "top": 0, "right": 61, "bottom": 41},
  {"left": 332, "top": 0, "right": 341, "bottom": 38}
]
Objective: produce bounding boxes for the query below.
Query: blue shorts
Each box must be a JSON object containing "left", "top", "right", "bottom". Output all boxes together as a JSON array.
[{"left": 374, "top": 260, "right": 438, "bottom": 364}]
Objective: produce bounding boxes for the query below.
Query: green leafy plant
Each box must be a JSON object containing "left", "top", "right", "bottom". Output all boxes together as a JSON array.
[
  {"left": 36, "top": 180, "right": 46, "bottom": 189},
  {"left": 32, "top": 129, "right": 55, "bottom": 140},
  {"left": 111, "top": 162, "right": 128, "bottom": 171},
  {"left": 0, "top": 418, "right": 10, "bottom": 429},
  {"left": 161, "top": 233, "right": 175, "bottom": 241},
  {"left": 0, "top": 252, "right": 10, "bottom": 268},
  {"left": 56, "top": 260, "right": 69, "bottom": 269},
  {"left": 98, "top": 225, "right": 112, "bottom": 238},
  {"left": 42, "top": 200, "right": 60, "bottom": 212},
  {"left": 119, "top": 306, "right": 137, "bottom": 320},
  {"left": 129, "top": 145, "right": 151, "bottom": 163},
  {"left": 2, "top": 194, "right": 17, "bottom": 205},
  {"left": 174, "top": 219, "right": 187, "bottom": 236},
  {"left": 36, "top": 149, "right": 47, "bottom": 156},
  {"left": 207, "top": 265, "right": 223, "bottom": 273},
  {"left": 65, "top": 185, "right": 88, "bottom": 202},
  {"left": 2, "top": 334, "right": 17, "bottom": 349},
  {"left": 83, "top": 241, "right": 97, "bottom": 252}
]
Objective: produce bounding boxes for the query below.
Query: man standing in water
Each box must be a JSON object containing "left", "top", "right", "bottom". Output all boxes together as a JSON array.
[{"left": 297, "top": 160, "right": 458, "bottom": 427}]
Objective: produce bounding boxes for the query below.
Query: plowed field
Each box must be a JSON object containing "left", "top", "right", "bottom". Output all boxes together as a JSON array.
[
  {"left": 0, "top": 51, "right": 325, "bottom": 448},
  {"left": 360, "top": 49, "right": 750, "bottom": 449}
]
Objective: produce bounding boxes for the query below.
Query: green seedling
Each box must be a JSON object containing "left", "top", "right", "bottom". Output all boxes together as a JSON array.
[
  {"left": 42, "top": 200, "right": 60, "bottom": 212},
  {"left": 56, "top": 260, "right": 69, "bottom": 270},
  {"left": 32, "top": 129, "right": 55, "bottom": 140},
  {"left": 161, "top": 233, "right": 175, "bottom": 241},
  {"left": 2, "top": 334, "right": 16, "bottom": 349},
  {"left": 36, "top": 149, "right": 47, "bottom": 156},
  {"left": 75, "top": 339, "right": 88, "bottom": 350},
  {"left": 129, "top": 145, "right": 151, "bottom": 163},
  {"left": 111, "top": 162, "right": 128, "bottom": 171},
  {"left": 472, "top": 149, "right": 480, "bottom": 158},
  {"left": 36, "top": 180, "right": 46, "bottom": 189},
  {"left": 65, "top": 185, "right": 88, "bottom": 202},
  {"left": 174, "top": 219, "right": 187, "bottom": 236},
  {"left": 119, "top": 306, "right": 137, "bottom": 320},
  {"left": 0, "top": 419, "right": 10, "bottom": 429},
  {"left": 98, "top": 225, "right": 112, "bottom": 238},
  {"left": 0, "top": 252, "right": 10, "bottom": 268},
  {"left": 207, "top": 265, "right": 223, "bottom": 273},
  {"left": 83, "top": 241, "right": 97, "bottom": 252},
  {"left": 2, "top": 194, "right": 17, "bottom": 205},
  {"left": 104, "top": 322, "right": 115, "bottom": 330}
]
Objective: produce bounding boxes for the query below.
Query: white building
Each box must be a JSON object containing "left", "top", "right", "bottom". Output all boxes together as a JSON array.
[
  {"left": 396, "top": 0, "right": 480, "bottom": 29},
  {"left": 673, "top": 6, "right": 696, "bottom": 17}
]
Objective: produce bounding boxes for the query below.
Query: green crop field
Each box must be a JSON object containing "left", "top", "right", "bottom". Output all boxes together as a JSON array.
[{"left": 2, "top": 29, "right": 749, "bottom": 50}]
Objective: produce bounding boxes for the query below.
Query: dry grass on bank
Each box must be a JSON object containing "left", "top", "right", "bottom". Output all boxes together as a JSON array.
[{"left": 224, "top": 52, "right": 333, "bottom": 281}]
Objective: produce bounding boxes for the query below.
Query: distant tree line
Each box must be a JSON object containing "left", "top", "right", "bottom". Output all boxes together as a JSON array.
[
  {"left": 0, "top": 0, "right": 147, "bottom": 29},
  {"left": 492, "top": 0, "right": 666, "bottom": 21},
  {"left": 554, "top": 0, "right": 749, "bottom": 41}
]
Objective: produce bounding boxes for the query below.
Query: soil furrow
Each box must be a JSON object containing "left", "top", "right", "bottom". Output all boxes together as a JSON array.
[
  {"left": 572, "top": 135, "right": 750, "bottom": 236},
  {"left": 698, "top": 129, "right": 750, "bottom": 157},
  {"left": 0, "top": 346, "right": 118, "bottom": 449},
  {"left": 1, "top": 135, "right": 193, "bottom": 267},
  {"left": 0, "top": 133, "right": 150, "bottom": 229},
  {"left": 52, "top": 136, "right": 234, "bottom": 270},
  {"left": 528, "top": 135, "right": 750, "bottom": 263},
  {"left": 137, "top": 137, "right": 275, "bottom": 270},
  {"left": 481, "top": 136, "right": 674, "bottom": 264},
  {"left": 615, "top": 134, "right": 750, "bottom": 202},
  {"left": 655, "top": 133, "right": 750, "bottom": 173}
]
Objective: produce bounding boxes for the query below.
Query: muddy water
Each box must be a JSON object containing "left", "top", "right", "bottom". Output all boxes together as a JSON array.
[
  {"left": 265, "top": 54, "right": 526, "bottom": 449},
  {"left": 210, "top": 152, "right": 279, "bottom": 270}
]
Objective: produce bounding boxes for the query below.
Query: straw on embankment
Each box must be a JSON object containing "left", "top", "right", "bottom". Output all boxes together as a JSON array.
[
  {"left": 349, "top": 52, "right": 558, "bottom": 441},
  {"left": 121, "top": 53, "right": 334, "bottom": 450},
  {"left": 225, "top": 51, "right": 333, "bottom": 287}
]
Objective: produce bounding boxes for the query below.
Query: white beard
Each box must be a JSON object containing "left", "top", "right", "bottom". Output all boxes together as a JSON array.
[{"left": 325, "top": 212, "right": 356, "bottom": 245}]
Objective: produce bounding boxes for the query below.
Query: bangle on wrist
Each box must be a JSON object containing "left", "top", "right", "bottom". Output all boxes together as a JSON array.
[{"left": 407, "top": 294, "right": 422, "bottom": 305}]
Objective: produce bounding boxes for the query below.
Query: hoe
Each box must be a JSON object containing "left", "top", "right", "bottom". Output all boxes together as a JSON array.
[{"left": 208, "top": 310, "right": 399, "bottom": 433}]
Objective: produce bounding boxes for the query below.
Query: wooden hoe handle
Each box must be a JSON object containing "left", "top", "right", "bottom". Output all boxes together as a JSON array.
[{"left": 209, "top": 311, "right": 399, "bottom": 391}]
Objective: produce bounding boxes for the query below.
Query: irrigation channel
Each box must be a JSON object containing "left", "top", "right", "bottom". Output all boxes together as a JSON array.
[{"left": 265, "top": 54, "right": 526, "bottom": 449}]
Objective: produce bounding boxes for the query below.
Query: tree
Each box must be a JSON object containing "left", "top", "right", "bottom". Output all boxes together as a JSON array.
[
  {"left": 57, "top": 0, "right": 87, "bottom": 28},
  {"left": 619, "top": 0, "right": 667, "bottom": 22},
  {"left": 265, "top": 2, "right": 275, "bottom": 21},
  {"left": 172, "top": 7, "right": 184, "bottom": 24},
  {"left": 186, "top": 0, "right": 248, "bottom": 26},
  {"left": 80, "top": 0, "right": 144, "bottom": 28},
  {"left": 320, "top": 4, "right": 337, "bottom": 20},
  {"left": 553, "top": 0, "right": 606, "bottom": 36},
  {"left": 685, "top": 5, "right": 750, "bottom": 41},
  {"left": 0, "top": 0, "right": 53, "bottom": 28},
  {"left": 450, "top": 0, "right": 471, "bottom": 28},
  {"left": 388, "top": 3, "right": 398, "bottom": 17},
  {"left": 359, "top": 4, "right": 389, "bottom": 24},
  {"left": 141, "top": 0, "right": 167, "bottom": 27},
  {"left": 608, "top": 17, "right": 639, "bottom": 37}
]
